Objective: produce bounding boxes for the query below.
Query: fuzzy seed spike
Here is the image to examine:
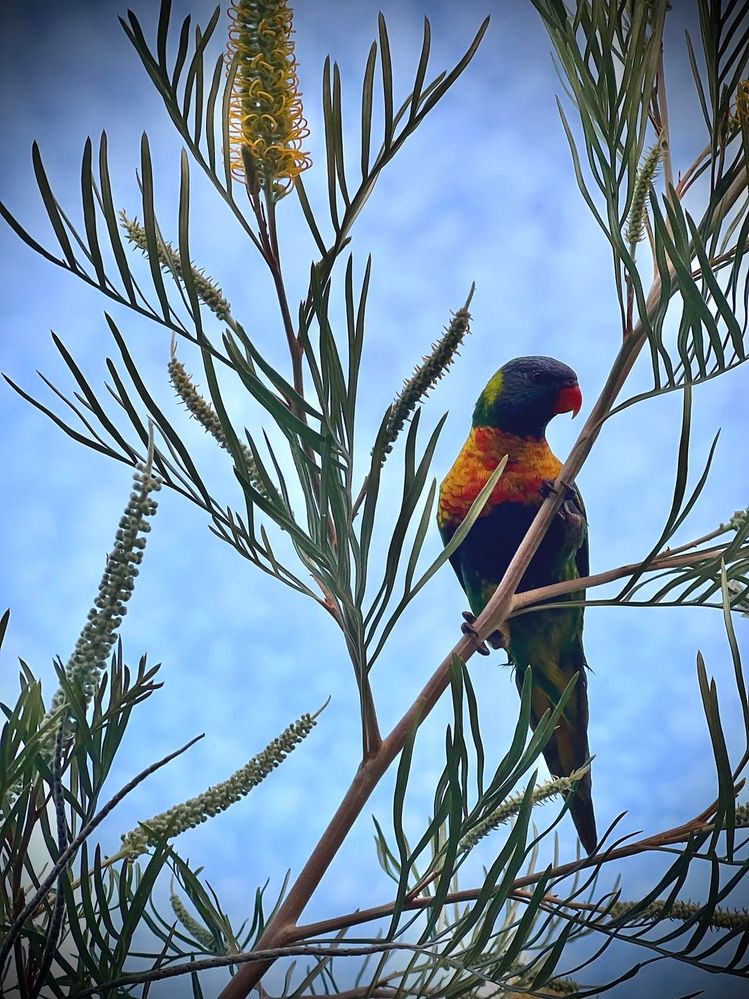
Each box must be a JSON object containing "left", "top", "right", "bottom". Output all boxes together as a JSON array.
[
  {"left": 625, "top": 134, "right": 664, "bottom": 245},
  {"left": 120, "top": 212, "right": 231, "bottom": 321},
  {"left": 120, "top": 709, "right": 320, "bottom": 857},
  {"left": 381, "top": 284, "right": 475, "bottom": 460}
]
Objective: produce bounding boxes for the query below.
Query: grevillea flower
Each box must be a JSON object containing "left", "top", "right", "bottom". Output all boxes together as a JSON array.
[{"left": 226, "top": 0, "right": 311, "bottom": 197}]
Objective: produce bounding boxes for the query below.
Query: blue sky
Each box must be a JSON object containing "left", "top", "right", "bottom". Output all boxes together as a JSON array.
[{"left": 1, "top": 1, "right": 748, "bottom": 996}]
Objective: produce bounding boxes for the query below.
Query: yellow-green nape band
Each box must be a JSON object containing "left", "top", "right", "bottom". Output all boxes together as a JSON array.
[{"left": 482, "top": 370, "right": 504, "bottom": 406}]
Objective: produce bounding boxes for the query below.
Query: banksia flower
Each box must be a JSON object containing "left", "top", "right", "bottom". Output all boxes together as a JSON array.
[
  {"left": 120, "top": 708, "right": 321, "bottom": 857},
  {"left": 625, "top": 134, "right": 663, "bottom": 245},
  {"left": 459, "top": 764, "right": 590, "bottom": 852},
  {"left": 120, "top": 212, "right": 231, "bottom": 322},
  {"left": 226, "top": 0, "right": 311, "bottom": 197},
  {"left": 168, "top": 350, "right": 268, "bottom": 496},
  {"left": 381, "top": 286, "right": 474, "bottom": 459},
  {"left": 42, "top": 450, "right": 161, "bottom": 748}
]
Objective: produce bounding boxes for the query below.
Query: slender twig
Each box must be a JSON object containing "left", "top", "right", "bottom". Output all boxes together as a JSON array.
[
  {"left": 674, "top": 142, "right": 712, "bottom": 198},
  {"left": 265, "top": 191, "right": 306, "bottom": 398},
  {"left": 74, "top": 941, "right": 456, "bottom": 996},
  {"left": 692, "top": 244, "right": 749, "bottom": 278},
  {"left": 286, "top": 991, "right": 399, "bottom": 999},
  {"left": 661, "top": 526, "right": 728, "bottom": 557},
  {"left": 654, "top": 33, "right": 675, "bottom": 196},
  {"left": 283, "top": 803, "right": 745, "bottom": 946},
  {"left": 510, "top": 540, "right": 737, "bottom": 616}
]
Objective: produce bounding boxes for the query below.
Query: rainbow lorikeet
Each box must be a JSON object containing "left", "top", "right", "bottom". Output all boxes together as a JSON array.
[{"left": 437, "top": 356, "right": 596, "bottom": 854}]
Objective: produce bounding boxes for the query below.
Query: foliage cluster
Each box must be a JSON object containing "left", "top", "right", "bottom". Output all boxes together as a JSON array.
[{"left": 2, "top": 1, "right": 749, "bottom": 997}]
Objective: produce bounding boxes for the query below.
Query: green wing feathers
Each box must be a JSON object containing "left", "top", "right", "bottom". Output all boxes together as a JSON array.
[
  {"left": 508, "top": 489, "right": 596, "bottom": 854},
  {"left": 511, "top": 612, "right": 596, "bottom": 855}
]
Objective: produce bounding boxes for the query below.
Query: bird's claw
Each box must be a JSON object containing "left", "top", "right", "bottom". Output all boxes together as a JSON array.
[
  {"left": 461, "top": 611, "right": 505, "bottom": 655},
  {"left": 540, "top": 479, "right": 558, "bottom": 498},
  {"left": 461, "top": 619, "right": 490, "bottom": 655},
  {"left": 541, "top": 477, "right": 574, "bottom": 499},
  {"left": 541, "top": 479, "right": 579, "bottom": 523}
]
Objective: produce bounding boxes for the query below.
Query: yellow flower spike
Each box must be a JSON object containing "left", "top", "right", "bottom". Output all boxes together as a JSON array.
[{"left": 226, "top": 0, "right": 311, "bottom": 198}]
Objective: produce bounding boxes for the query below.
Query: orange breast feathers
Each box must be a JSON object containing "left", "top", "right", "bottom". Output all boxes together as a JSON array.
[{"left": 438, "top": 426, "right": 562, "bottom": 527}]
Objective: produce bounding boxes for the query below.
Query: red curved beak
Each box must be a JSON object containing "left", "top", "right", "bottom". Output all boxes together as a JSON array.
[{"left": 553, "top": 382, "right": 582, "bottom": 418}]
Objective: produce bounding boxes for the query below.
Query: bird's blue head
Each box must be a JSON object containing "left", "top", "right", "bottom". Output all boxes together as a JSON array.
[{"left": 472, "top": 356, "right": 582, "bottom": 438}]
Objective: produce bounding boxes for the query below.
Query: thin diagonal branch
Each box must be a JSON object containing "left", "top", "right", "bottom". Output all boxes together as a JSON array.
[{"left": 284, "top": 805, "right": 746, "bottom": 945}]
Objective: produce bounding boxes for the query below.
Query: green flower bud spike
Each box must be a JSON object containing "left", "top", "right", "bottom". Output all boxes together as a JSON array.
[
  {"left": 459, "top": 763, "right": 591, "bottom": 853},
  {"left": 722, "top": 507, "right": 749, "bottom": 533},
  {"left": 625, "top": 134, "right": 664, "bottom": 246},
  {"left": 120, "top": 212, "right": 231, "bottom": 322},
  {"left": 170, "top": 884, "right": 219, "bottom": 952},
  {"left": 120, "top": 700, "right": 328, "bottom": 858},
  {"left": 609, "top": 898, "right": 749, "bottom": 932},
  {"left": 168, "top": 338, "right": 268, "bottom": 497},
  {"left": 41, "top": 427, "right": 161, "bottom": 749},
  {"left": 381, "top": 284, "right": 475, "bottom": 459}
]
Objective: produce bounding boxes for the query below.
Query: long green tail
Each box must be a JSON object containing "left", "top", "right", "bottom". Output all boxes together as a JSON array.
[{"left": 511, "top": 614, "right": 597, "bottom": 854}]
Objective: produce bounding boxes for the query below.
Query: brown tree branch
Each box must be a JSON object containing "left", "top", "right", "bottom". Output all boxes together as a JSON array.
[
  {"left": 78, "top": 806, "right": 747, "bottom": 999},
  {"left": 285, "top": 805, "right": 746, "bottom": 945},
  {"left": 510, "top": 540, "right": 734, "bottom": 616},
  {"left": 76, "top": 941, "right": 455, "bottom": 996}
]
